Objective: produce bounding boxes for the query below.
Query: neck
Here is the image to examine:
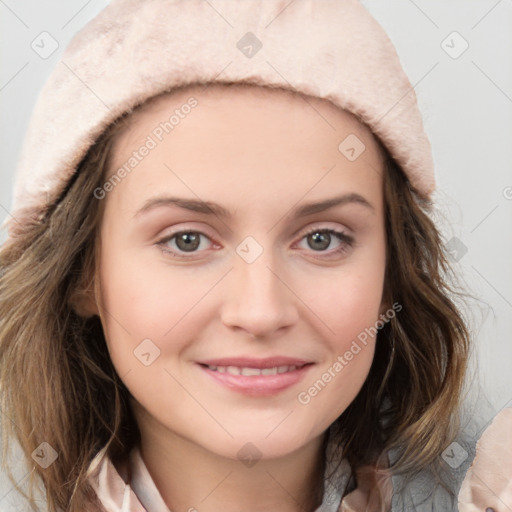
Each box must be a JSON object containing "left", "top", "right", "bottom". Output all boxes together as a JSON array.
[{"left": 135, "top": 410, "right": 328, "bottom": 512}]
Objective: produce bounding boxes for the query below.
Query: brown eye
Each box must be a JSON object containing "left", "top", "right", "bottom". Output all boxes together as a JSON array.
[
  {"left": 157, "top": 230, "right": 215, "bottom": 259},
  {"left": 307, "top": 231, "right": 331, "bottom": 251},
  {"left": 297, "top": 228, "right": 354, "bottom": 259},
  {"left": 175, "top": 232, "right": 201, "bottom": 252}
]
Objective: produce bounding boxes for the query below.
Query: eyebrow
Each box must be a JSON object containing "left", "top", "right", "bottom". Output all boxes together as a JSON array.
[{"left": 133, "top": 192, "right": 375, "bottom": 219}]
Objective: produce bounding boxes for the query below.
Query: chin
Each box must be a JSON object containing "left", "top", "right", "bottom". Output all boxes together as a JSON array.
[{"left": 202, "top": 428, "right": 321, "bottom": 463}]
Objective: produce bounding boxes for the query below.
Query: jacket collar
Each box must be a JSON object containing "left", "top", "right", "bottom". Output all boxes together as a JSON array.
[{"left": 87, "top": 431, "right": 392, "bottom": 511}]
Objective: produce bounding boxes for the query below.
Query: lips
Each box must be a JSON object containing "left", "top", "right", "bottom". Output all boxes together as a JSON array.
[{"left": 196, "top": 357, "right": 314, "bottom": 396}]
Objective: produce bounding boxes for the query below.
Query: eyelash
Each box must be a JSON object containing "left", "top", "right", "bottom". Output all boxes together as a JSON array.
[{"left": 156, "top": 226, "right": 354, "bottom": 260}]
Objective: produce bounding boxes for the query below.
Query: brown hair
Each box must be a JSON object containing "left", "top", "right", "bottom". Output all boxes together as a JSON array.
[{"left": 0, "top": 85, "right": 470, "bottom": 511}]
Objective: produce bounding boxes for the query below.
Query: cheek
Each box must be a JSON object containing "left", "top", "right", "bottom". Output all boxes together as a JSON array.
[
  {"left": 96, "top": 247, "right": 215, "bottom": 418},
  {"left": 293, "top": 252, "right": 385, "bottom": 423},
  {"left": 306, "top": 252, "right": 386, "bottom": 350},
  {"left": 102, "top": 229, "right": 206, "bottom": 319},
  {"left": 308, "top": 272, "right": 380, "bottom": 389},
  {"left": 295, "top": 288, "right": 379, "bottom": 432},
  {"left": 97, "top": 243, "right": 214, "bottom": 369}
]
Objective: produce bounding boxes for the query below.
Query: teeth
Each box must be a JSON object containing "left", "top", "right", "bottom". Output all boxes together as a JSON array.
[
  {"left": 241, "top": 367, "right": 262, "bottom": 376},
  {"left": 206, "top": 365, "right": 299, "bottom": 375}
]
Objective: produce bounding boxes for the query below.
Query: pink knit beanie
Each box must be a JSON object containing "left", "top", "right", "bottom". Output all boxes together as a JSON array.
[{"left": 3, "top": 0, "right": 435, "bottom": 245}]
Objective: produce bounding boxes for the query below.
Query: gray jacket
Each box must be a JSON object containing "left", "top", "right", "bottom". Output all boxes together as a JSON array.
[{"left": 316, "top": 428, "right": 477, "bottom": 511}]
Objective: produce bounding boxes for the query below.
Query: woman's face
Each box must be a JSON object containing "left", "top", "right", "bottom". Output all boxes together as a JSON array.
[{"left": 90, "top": 83, "right": 387, "bottom": 460}]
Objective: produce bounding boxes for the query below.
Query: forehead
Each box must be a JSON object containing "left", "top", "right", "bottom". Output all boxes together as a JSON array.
[
  {"left": 103, "top": 82, "right": 385, "bottom": 223},
  {"left": 114, "top": 81, "right": 382, "bottom": 150}
]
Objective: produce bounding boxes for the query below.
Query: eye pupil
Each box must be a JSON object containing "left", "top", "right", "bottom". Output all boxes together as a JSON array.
[
  {"left": 176, "top": 232, "right": 200, "bottom": 252},
  {"left": 308, "top": 231, "right": 330, "bottom": 251}
]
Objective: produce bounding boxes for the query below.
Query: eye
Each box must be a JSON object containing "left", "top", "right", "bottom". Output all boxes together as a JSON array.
[
  {"left": 156, "top": 226, "right": 355, "bottom": 260},
  {"left": 156, "top": 230, "right": 216, "bottom": 259},
  {"left": 296, "top": 227, "right": 354, "bottom": 259}
]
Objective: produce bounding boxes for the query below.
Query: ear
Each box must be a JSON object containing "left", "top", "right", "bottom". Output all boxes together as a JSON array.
[
  {"left": 378, "top": 291, "right": 393, "bottom": 318},
  {"left": 379, "top": 301, "right": 390, "bottom": 317},
  {"left": 68, "top": 248, "right": 100, "bottom": 318},
  {"left": 69, "top": 285, "right": 99, "bottom": 318}
]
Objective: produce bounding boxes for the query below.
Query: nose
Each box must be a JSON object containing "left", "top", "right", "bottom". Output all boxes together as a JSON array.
[{"left": 220, "top": 250, "right": 299, "bottom": 339}]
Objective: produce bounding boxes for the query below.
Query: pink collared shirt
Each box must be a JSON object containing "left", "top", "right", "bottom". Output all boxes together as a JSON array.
[{"left": 86, "top": 409, "right": 512, "bottom": 511}]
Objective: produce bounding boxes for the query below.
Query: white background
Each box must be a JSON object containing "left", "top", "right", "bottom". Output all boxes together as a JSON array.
[{"left": 0, "top": 1, "right": 511, "bottom": 509}]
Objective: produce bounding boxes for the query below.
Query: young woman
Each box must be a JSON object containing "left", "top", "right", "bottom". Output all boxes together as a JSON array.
[{"left": 0, "top": 1, "right": 476, "bottom": 510}]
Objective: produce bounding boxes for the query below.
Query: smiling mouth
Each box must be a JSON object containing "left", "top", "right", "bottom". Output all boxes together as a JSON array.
[
  {"left": 201, "top": 363, "right": 309, "bottom": 376},
  {"left": 197, "top": 361, "right": 314, "bottom": 396}
]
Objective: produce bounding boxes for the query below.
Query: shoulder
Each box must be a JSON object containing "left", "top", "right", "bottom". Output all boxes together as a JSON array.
[
  {"left": 458, "top": 407, "right": 512, "bottom": 511},
  {"left": 389, "top": 433, "right": 477, "bottom": 511}
]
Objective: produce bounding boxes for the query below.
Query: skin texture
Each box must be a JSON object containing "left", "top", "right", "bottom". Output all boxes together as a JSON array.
[{"left": 84, "top": 83, "right": 388, "bottom": 512}]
